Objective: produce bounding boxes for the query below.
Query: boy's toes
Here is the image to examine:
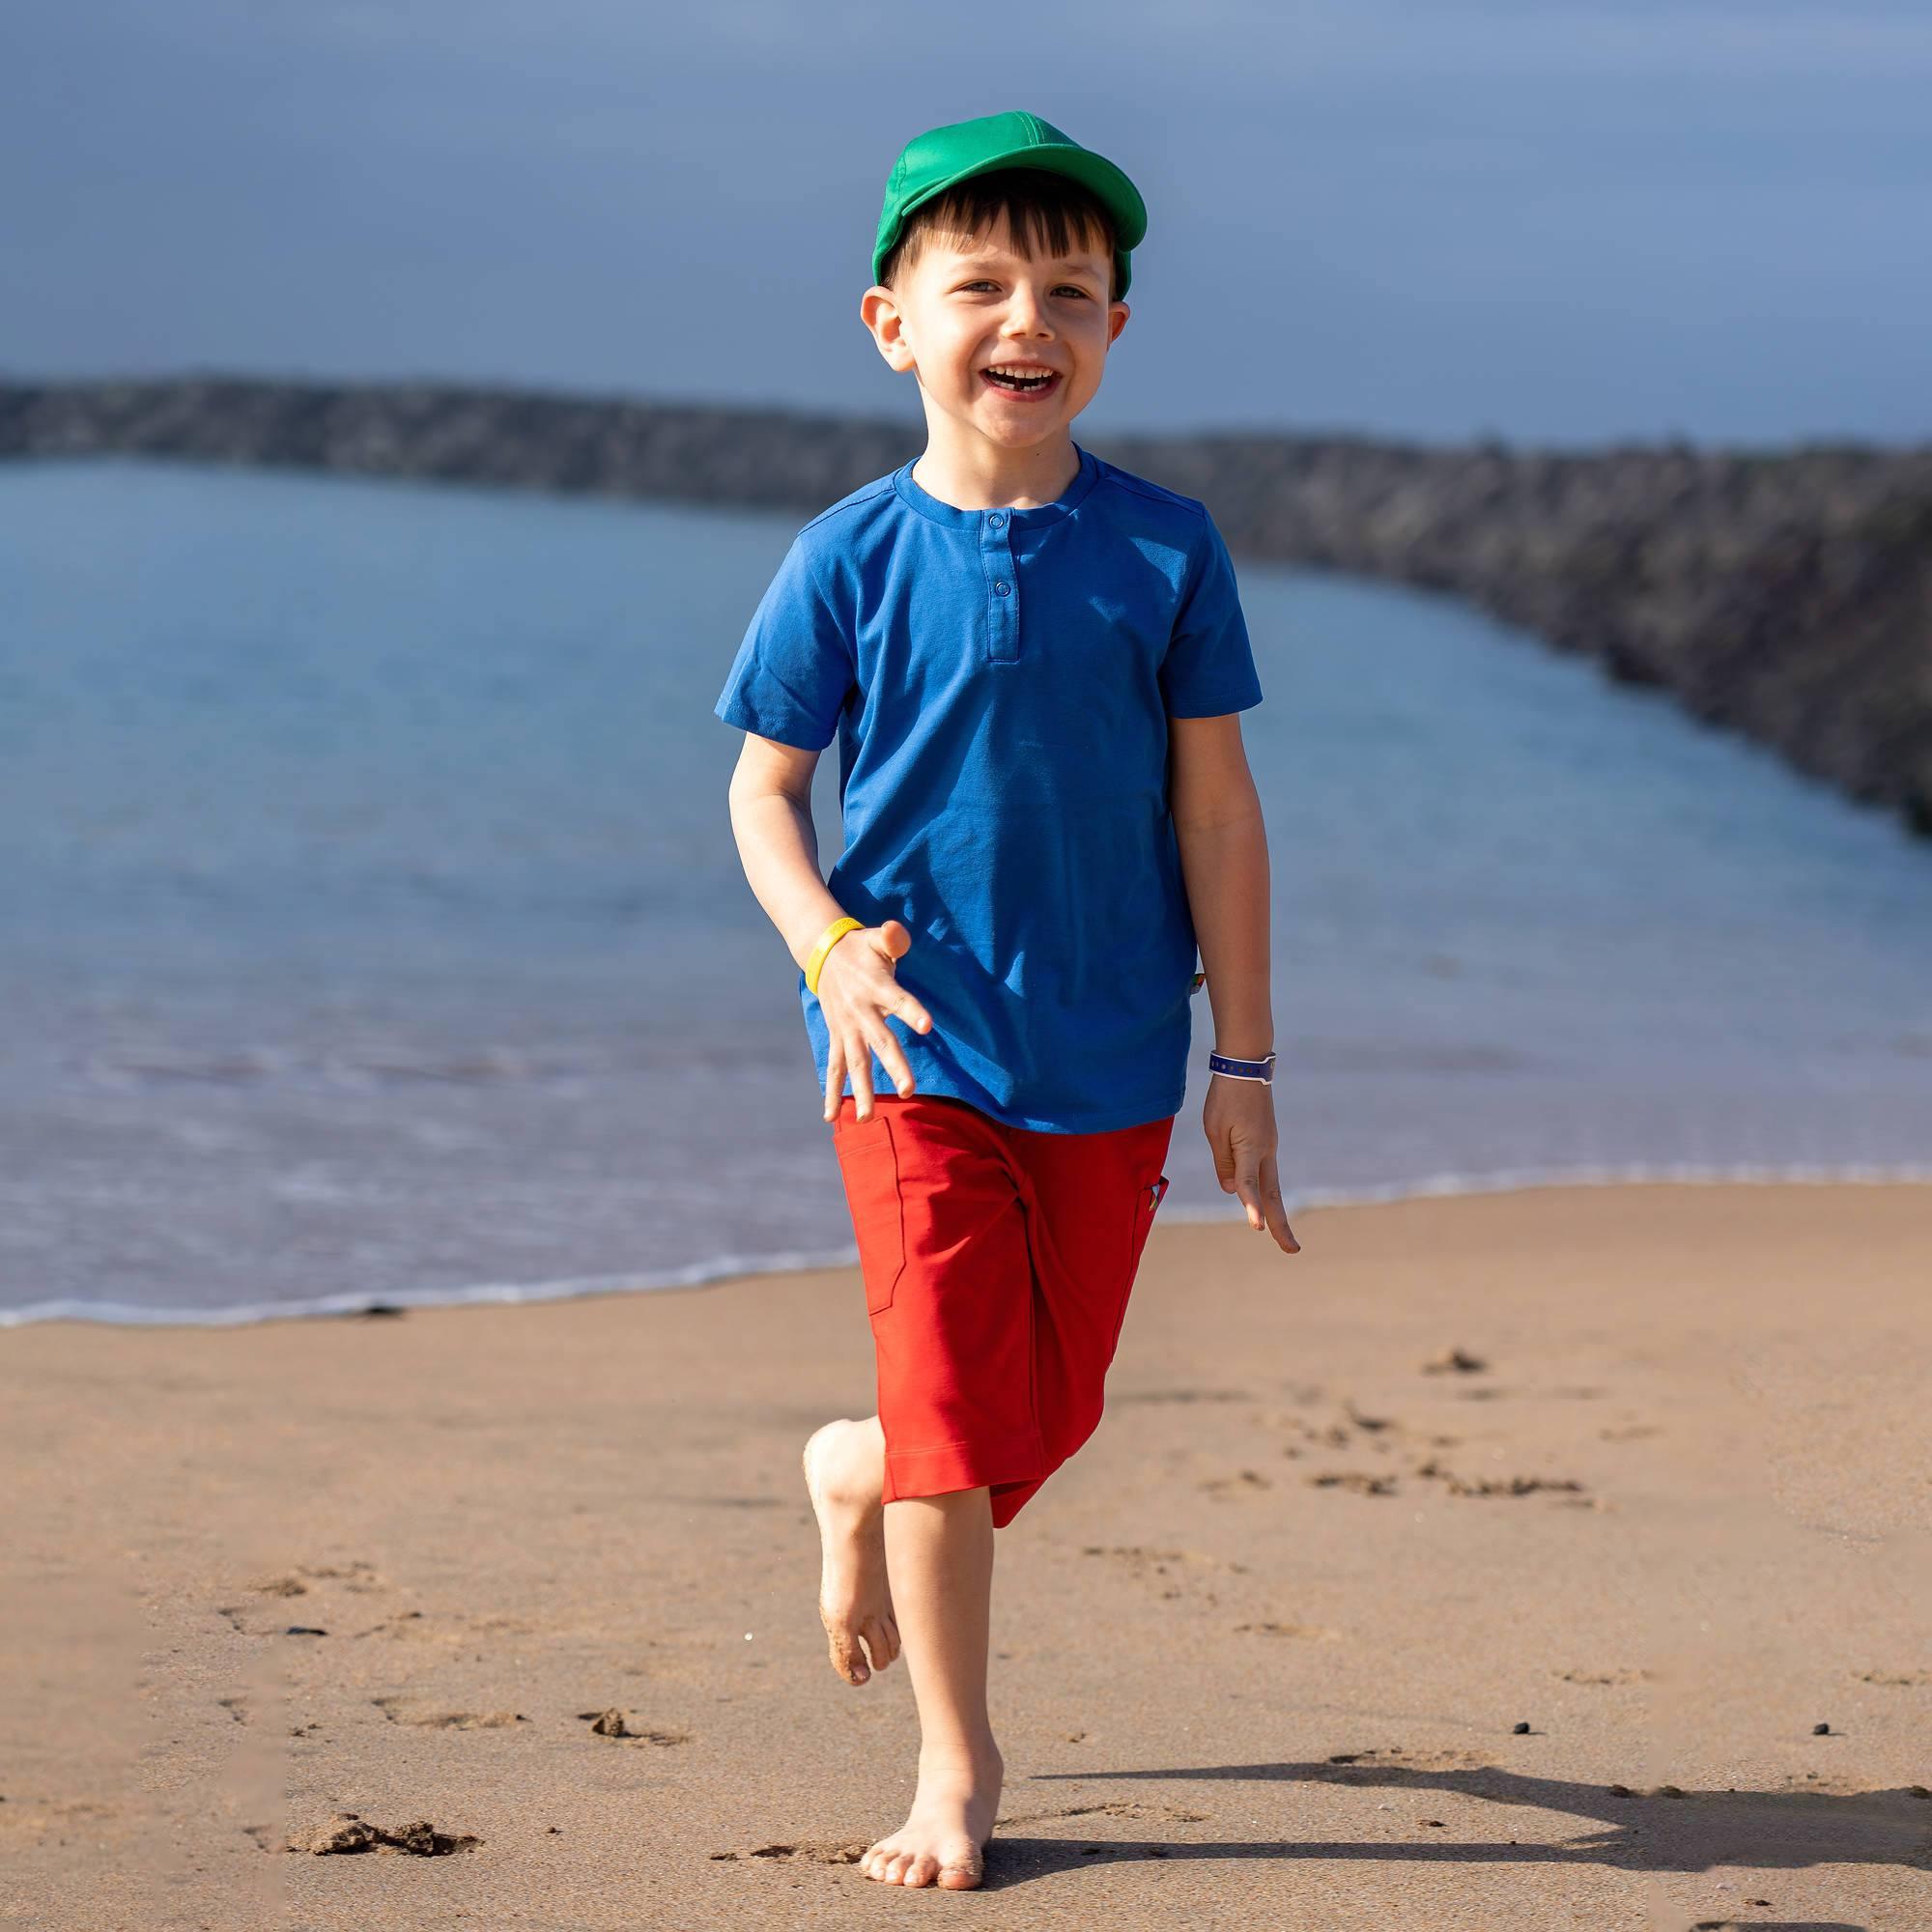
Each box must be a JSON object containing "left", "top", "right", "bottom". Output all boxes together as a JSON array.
[
  {"left": 902, "top": 1853, "right": 940, "bottom": 1888},
  {"left": 857, "top": 1615, "right": 896, "bottom": 1671},
  {"left": 938, "top": 1856, "right": 984, "bottom": 1889},
  {"left": 822, "top": 1623, "right": 869, "bottom": 1685}
]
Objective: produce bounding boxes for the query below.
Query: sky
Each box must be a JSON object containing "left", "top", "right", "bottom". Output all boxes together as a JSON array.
[{"left": 2, "top": 1, "right": 1927, "bottom": 446}]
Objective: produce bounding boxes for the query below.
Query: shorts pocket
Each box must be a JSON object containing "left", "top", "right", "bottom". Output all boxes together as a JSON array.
[
  {"left": 1108, "top": 1173, "right": 1170, "bottom": 1361},
  {"left": 833, "top": 1118, "right": 906, "bottom": 1316}
]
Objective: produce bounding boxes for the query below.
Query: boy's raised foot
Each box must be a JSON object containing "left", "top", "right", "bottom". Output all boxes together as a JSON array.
[
  {"left": 860, "top": 1743, "right": 1004, "bottom": 1889},
  {"left": 800, "top": 1418, "right": 899, "bottom": 1686}
]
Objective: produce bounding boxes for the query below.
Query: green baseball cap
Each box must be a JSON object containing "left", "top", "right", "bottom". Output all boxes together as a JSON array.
[{"left": 872, "top": 110, "right": 1148, "bottom": 298}]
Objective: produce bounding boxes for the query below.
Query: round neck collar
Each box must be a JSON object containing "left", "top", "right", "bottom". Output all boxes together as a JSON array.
[{"left": 893, "top": 442, "right": 1101, "bottom": 529}]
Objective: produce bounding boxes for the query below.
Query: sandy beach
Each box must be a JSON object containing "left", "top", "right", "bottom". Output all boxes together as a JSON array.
[{"left": 4, "top": 1179, "right": 1929, "bottom": 1929}]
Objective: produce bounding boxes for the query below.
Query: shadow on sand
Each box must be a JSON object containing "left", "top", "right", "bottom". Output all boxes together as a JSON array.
[{"left": 974, "top": 1754, "right": 1931, "bottom": 1909}]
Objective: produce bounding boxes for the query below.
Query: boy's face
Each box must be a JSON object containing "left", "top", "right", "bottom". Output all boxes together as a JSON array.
[{"left": 862, "top": 207, "right": 1129, "bottom": 455}]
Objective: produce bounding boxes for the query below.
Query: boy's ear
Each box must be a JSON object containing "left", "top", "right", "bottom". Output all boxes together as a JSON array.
[
  {"left": 1107, "top": 300, "right": 1130, "bottom": 347},
  {"left": 861, "top": 284, "right": 918, "bottom": 373}
]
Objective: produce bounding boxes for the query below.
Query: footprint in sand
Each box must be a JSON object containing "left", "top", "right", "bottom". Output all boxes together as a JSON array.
[
  {"left": 372, "top": 1697, "right": 528, "bottom": 1729},
  {"left": 1286, "top": 1419, "right": 1358, "bottom": 1449},
  {"left": 1079, "top": 1545, "right": 1248, "bottom": 1578},
  {"left": 1342, "top": 1401, "right": 1399, "bottom": 1434},
  {"left": 1197, "top": 1469, "right": 1274, "bottom": 1499},
  {"left": 352, "top": 1608, "right": 536, "bottom": 1644},
  {"left": 1407, "top": 1459, "right": 1590, "bottom": 1500},
  {"left": 997, "top": 1799, "right": 1210, "bottom": 1826},
  {"left": 1307, "top": 1470, "right": 1399, "bottom": 1497},
  {"left": 214, "top": 1604, "right": 330, "bottom": 1637},
  {"left": 716, "top": 1839, "right": 868, "bottom": 1864},
  {"left": 1441, "top": 1474, "right": 1586, "bottom": 1498},
  {"left": 1234, "top": 1620, "right": 1342, "bottom": 1643},
  {"left": 295, "top": 1560, "right": 387, "bottom": 1593}
]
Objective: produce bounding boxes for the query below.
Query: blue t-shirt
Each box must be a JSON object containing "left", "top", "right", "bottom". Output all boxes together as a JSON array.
[{"left": 713, "top": 440, "right": 1264, "bottom": 1133}]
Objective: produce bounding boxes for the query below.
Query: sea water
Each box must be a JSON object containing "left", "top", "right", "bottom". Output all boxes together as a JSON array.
[{"left": 3, "top": 457, "right": 1928, "bottom": 1323}]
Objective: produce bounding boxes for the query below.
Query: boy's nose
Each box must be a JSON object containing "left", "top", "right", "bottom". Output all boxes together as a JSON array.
[{"left": 1001, "top": 286, "right": 1052, "bottom": 329}]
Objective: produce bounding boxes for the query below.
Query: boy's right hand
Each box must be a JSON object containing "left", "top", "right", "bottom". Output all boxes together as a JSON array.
[{"left": 818, "top": 919, "right": 935, "bottom": 1122}]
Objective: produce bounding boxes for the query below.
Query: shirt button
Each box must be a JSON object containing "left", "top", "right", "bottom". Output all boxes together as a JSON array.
[
  {"left": 988, "top": 512, "right": 1006, "bottom": 528},
  {"left": 994, "top": 579, "right": 1009, "bottom": 595}
]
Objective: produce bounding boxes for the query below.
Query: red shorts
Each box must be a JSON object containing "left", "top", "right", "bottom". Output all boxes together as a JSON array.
[{"left": 829, "top": 1092, "right": 1175, "bottom": 1529}]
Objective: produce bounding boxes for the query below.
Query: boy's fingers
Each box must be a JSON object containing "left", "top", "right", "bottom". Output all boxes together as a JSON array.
[
  {"left": 823, "top": 1043, "right": 844, "bottom": 1122},
  {"left": 1261, "top": 1157, "right": 1301, "bottom": 1253},
  {"left": 1235, "top": 1167, "right": 1264, "bottom": 1232},
  {"left": 1209, "top": 1128, "right": 1238, "bottom": 1189},
  {"left": 895, "top": 992, "right": 934, "bottom": 1035},
  {"left": 849, "top": 1040, "right": 877, "bottom": 1120},
  {"left": 869, "top": 1028, "right": 918, "bottom": 1099}
]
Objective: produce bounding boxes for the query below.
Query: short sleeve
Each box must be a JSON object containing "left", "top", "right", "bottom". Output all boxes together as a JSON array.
[
  {"left": 712, "top": 535, "right": 855, "bottom": 751},
  {"left": 1158, "top": 516, "right": 1264, "bottom": 719}
]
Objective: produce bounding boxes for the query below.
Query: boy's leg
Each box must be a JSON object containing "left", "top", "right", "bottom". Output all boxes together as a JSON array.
[
  {"left": 800, "top": 1415, "right": 898, "bottom": 1686},
  {"left": 859, "top": 1486, "right": 1003, "bottom": 1889}
]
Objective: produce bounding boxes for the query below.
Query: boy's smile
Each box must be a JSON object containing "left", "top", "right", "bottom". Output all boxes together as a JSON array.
[{"left": 863, "top": 209, "right": 1128, "bottom": 498}]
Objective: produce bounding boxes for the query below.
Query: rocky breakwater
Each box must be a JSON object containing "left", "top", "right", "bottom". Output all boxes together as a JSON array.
[{"left": 4, "top": 375, "right": 1928, "bottom": 839}]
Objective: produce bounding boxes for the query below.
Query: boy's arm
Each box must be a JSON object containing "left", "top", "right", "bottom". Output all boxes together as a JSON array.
[
  {"left": 724, "top": 732, "right": 853, "bottom": 971},
  {"left": 724, "top": 732, "right": 934, "bottom": 1120},
  {"left": 1169, "top": 713, "right": 1299, "bottom": 1254}
]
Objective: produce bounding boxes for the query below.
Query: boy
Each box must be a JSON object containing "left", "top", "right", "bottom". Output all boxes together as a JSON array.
[{"left": 713, "top": 110, "right": 1300, "bottom": 1890}]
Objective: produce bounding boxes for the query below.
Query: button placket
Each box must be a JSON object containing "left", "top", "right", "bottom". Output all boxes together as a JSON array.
[{"left": 982, "top": 511, "right": 1020, "bottom": 664}]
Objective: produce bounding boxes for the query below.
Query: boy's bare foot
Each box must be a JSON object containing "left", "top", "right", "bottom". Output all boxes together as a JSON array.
[
  {"left": 860, "top": 1745, "right": 1004, "bottom": 1889},
  {"left": 801, "top": 1420, "right": 899, "bottom": 1686}
]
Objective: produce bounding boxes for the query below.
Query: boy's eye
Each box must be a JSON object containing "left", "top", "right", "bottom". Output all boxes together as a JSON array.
[{"left": 958, "top": 280, "right": 1089, "bottom": 298}]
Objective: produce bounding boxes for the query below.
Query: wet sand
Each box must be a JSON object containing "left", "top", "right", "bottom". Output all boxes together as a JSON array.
[{"left": 3, "top": 1179, "right": 1929, "bottom": 1929}]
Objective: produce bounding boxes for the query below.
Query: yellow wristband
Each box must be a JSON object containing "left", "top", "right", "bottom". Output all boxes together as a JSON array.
[{"left": 804, "top": 915, "right": 865, "bottom": 994}]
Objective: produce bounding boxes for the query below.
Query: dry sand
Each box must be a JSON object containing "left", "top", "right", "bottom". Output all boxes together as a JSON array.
[{"left": 3, "top": 1179, "right": 1929, "bottom": 1929}]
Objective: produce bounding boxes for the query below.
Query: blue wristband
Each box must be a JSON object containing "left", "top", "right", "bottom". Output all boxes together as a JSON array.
[{"left": 1208, "top": 1049, "right": 1275, "bottom": 1084}]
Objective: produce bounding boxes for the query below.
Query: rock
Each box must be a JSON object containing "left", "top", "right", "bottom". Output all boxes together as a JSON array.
[
  {"left": 384, "top": 1819, "right": 480, "bottom": 1857},
  {"left": 292, "top": 1811, "right": 479, "bottom": 1856},
  {"left": 296, "top": 1814, "right": 381, "bottom": 1855}
]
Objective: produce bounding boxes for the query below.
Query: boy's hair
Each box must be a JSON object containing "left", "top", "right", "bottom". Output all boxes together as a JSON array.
[{"left": 877, "top": 167, "right": 1123, "bottom": 305}]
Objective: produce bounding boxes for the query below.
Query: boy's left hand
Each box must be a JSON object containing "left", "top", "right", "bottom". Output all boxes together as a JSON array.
[{"left": 1204, "top": 1076, "right": 1300, "bottom": 1253}]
